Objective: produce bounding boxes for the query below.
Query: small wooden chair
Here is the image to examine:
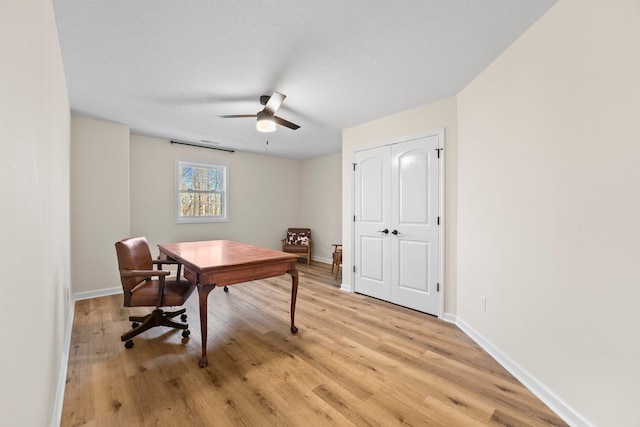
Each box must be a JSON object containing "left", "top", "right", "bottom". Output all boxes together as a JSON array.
[
  {"left": 281, "top": 228, "right": 312, "bottom": 265},
  {"left": 331, "top": 244, "right": 342, "bottom": 280}
]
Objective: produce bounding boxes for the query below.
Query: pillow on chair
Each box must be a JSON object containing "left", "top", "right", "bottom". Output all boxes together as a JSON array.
[{"left": 286, "top": 231, "right": 309, "bottom": 246}]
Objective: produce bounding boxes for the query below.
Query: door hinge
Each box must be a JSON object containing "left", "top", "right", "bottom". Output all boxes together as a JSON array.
[
  {"left": 436, "top": 148, "right": 443, "bottom": 159},
  {"left": 352, "top": 163, "right": 357, "bottom": 171},
  {"left": 353, "top": 265, "right": 356, "bottom": 273},
  {"left": 353, "top": 215, "right": 356, "bottom": 222},
  {"left": 437, "top": 283, "right": 440, "bottom": 292},
  {"left": 437, "top": 216, "right": 440, "bottom": 225}
]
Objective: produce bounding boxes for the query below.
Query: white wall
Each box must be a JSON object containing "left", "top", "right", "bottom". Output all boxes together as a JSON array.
[
  {"left": 342, "top": 96, "right": 458, "bottom": 314},
  {"left": 300, "top": 153, "right": 342, "bottom": 262},
  {"left": 0, "top": 1, "right": 70, "bottom": 425},
  {"left": 457, "top": 0, "right": 640, "bottom": 425},
  {"left": 71, "top": 117, "right": 131, "bottom": 294},
  {"left": 130, "top": 135, "right": 302, "bottom": 255}
]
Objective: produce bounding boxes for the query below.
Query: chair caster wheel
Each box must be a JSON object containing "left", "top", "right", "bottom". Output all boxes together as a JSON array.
[
  {"left": 131, "top": 322, "right": 139, "bottom": 328},
  {"left": 125, "top": 340, "right": 134, "bottom": 349},
  {"left": 181, "top": 314, "right": 187, "bottom": 322},
  {"left": 223, "top": 286, "right": 229, "bottom": 292},
  {"left": 182, "top": 330, "right": 191, "bottom": 338}
]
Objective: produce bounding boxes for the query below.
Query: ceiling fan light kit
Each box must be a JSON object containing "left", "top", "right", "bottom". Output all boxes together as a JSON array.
[{"left": 256, "top": 110, "right": 276, "bottom": 132}]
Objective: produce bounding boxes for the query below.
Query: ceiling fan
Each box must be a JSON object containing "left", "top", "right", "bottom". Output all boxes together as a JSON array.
[{"left": 217, "top": 92, "right": 300, "bottom": 132}]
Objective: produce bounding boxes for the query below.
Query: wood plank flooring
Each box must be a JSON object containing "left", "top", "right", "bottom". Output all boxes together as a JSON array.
[{"left": 61, "top": 261, "right": 567, "bottom": 426}]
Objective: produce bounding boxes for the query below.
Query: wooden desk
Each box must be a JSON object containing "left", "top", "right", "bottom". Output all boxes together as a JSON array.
[{"left": 157, "top": 240, "right": 299, "bottom": 367}]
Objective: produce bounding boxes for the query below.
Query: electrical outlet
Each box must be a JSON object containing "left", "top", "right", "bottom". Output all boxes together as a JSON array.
[{"left": 480, "top": 295, "right": 486, "bottom": 312}]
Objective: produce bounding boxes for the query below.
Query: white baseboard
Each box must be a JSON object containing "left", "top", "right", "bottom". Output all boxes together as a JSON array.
[
  {"left": 74, "top": 286, "right": 122, "bottom": 301},
  {"left": 312, "top": 255, "right": 332, "bottom": 265},
  {"left": 339, "top": 283, "right": 353, "bottom": 292},
  {"left": 51, "top": 296, "right": 75, "bottom": 427},
  {"left": 442, "top": 312, "right": 457, "bottom": 324},
  {"left": 455, "top": 318, "right": 594, "bottom": 427}
]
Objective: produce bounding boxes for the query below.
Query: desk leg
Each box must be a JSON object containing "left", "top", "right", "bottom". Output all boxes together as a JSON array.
[
  {"left": 198, "top": 285, "right": 215, "bottom": 368},
  {"left": 288, "top": 268, "right": 299, "bottom": 334}
]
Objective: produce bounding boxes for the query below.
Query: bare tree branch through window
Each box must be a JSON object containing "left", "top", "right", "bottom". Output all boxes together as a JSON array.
[{"left": 176, "top": 161, "right": 228, "bottom": 223}]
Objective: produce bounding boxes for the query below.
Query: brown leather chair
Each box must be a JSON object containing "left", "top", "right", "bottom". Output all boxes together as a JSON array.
[
  {"left": 115, "top": 237, "right": 196, "bottom": 349},
  {"left": 331, "top": 244, "right": 342, "bottom": 280},
  {"left": 281, "top": 228, "right": 312, "bottom": 265}
]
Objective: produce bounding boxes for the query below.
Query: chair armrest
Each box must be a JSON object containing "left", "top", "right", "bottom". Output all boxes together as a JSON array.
[
  {"left": 154, "top": 258, "right": 184, "bottom": 280},
  {"left": 121, "top": 269, "right": 170, "bottom": 278},
  {"left": 153, "top": 258, "right": 181, "bottom": 265}
]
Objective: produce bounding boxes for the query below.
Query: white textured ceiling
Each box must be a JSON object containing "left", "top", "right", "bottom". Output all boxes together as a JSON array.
[{"left": 53, "top": 0, "right": 556, "bottom": 160}]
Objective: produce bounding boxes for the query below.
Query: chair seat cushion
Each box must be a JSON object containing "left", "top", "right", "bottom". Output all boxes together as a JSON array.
[
  {"left": 282, "top": 244, "right": 310, "bottom": 253},
  {"left": 128, "top": 279, "right": 195, "bottom": 307},
  {"left": 286, "top": 230, "right": 309, "bottom": 245}
]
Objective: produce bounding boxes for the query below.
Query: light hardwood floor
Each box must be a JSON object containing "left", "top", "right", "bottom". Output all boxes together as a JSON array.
[{"left": 62, "top": 261, "right": 567, "bottom": 426}]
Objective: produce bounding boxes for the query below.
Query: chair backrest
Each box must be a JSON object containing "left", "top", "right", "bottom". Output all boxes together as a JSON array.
[
  {"left": 115, "top": 237, "right": 154, "bottom": 303},
  {"left": 286, "top": 228, "right": 311, "bottom": 246}
]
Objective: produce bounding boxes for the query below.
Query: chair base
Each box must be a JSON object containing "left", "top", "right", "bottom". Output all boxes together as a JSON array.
[{"left": 121, "top": 307, "right": 189, "bottom": 347}]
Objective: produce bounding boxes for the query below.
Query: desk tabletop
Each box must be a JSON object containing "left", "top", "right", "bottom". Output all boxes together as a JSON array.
[{"left": 158, "top": 240, "right": 298, "bottom": 271}]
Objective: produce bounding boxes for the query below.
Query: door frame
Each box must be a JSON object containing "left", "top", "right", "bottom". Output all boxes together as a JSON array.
[{"left": 350, "top": 128, "right": 445, "bottom": 318}]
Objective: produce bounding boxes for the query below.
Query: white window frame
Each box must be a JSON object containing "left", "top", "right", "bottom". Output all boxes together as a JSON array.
[{"left": 175, "top": 160, "right": 228, "bottom": 223}]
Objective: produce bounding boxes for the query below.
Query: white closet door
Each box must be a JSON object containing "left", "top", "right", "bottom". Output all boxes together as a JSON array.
[
  {"left": 354, "top": 145, "right": 391, "bottom": 301},
  {"left": 390, "top": 135, "right": 440, "bottom": 314}
]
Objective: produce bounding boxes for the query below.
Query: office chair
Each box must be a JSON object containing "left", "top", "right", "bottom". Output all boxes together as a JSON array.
[
  {"left": 281, "top": 228, "right": 312, "bottom": 265},
  {"left": 115, "top": 237, "right": 196, "bottom": 349}
]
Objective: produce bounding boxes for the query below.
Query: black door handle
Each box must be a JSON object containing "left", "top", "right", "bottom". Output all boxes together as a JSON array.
[
  {"left": 392, "top": 230, "right": 400, "bottom": 235},
  {"left": 377, "top": 229, "right": 389, "bottom": 234}
]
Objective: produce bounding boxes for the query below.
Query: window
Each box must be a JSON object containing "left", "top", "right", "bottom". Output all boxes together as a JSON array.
[{"left": 176, "top": 160, "right": 228, "bottom": 223}]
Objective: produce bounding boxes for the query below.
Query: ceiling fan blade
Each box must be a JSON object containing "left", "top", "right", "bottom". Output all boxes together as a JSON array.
[
  {"left": 264, "top": 92, "right": 286, "bottom": 114},
  {"left": 274, "top": 115, "right": 300, "bottom": 130},
  {"left": 216, "top": 114, "right": 257, "bottom": 118}
]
